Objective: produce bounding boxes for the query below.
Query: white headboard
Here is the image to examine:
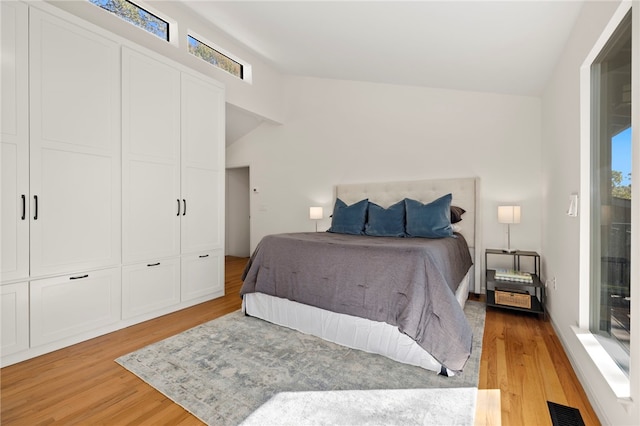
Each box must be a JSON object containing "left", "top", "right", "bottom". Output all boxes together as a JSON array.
[{"left": 335, "top": 177, "right": 482, "bottom": 293}]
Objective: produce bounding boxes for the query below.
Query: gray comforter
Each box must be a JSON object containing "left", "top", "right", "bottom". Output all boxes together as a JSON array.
[{"left": 241, "top": 232, "right": 474, "bottom": 372}]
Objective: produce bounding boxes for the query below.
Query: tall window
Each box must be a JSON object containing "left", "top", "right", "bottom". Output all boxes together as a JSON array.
[
  {"left": 89, "top": 0, "right": 169, "bottom": 41},
  {"left": 590, "top": 10, "right": 632, "bottom": 375}
]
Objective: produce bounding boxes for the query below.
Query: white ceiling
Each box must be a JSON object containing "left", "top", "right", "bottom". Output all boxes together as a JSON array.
[{"left": 181, "top": 0, "right": 584, "bottom": 97}]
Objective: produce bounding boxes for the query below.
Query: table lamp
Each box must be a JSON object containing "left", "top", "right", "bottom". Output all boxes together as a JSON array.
[
  {"left": 498, "top": 205, "right": 521, "bottom": 253},
  {"left": 309, "top": 207, "right": 323, "bottom": 232}
]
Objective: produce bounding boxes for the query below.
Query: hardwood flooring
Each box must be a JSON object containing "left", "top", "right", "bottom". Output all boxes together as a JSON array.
[
  {"left": 476, "top": 295, "right": 600, "bottom": 425},
  {"left": 1, "top": 256, "right": 600, "bottom": 425}
]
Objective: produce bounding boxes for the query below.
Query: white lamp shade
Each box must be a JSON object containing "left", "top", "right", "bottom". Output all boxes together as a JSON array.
[
  {"left": 498, "top": 205, "right": 521, "bottom": 224},
  {"left": 309, "top": 206, "right": 323, "bottom": 220}
]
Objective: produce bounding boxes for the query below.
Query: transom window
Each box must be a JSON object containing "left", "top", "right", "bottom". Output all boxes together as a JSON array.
[
  {"left": 89, "top": 0, "right": 169, "bottom": 41},
  {"left": 188, "top": 35, "right": 244, "bottom": 79}
]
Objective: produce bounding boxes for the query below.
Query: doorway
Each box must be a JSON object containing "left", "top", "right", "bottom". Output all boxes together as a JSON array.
[{"left": 225, "top": 166, "right": 250, "bottom": 257}]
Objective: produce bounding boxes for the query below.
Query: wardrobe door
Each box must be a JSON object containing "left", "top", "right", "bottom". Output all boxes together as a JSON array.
[
  {"left": 29, "top": 9, "right": 121, "bottom": 277},
  {"left": 122, "top": 258, "right": 180, "bottom": 319},
  {"left": 30, "top": 267, "right": 121, "bottom": 347},
  {"left": 1, "top": 1, "right": 29, "bottom": 282},
  {"left": 180, "top": 73, "right": 225, "bottom": 255},
  {"left": 181, "top": 251, "right": 224, "bottom": 301},
  {"left": 122, "top": 47, "right": 181, "bottom": 263}
]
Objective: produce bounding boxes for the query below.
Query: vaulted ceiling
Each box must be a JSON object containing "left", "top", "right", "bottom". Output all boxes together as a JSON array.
[
  {"left": 182, "top": 1, "right": 584, "bottom": 96},
  {"left": 180, "top": 1, "right": 585, "bottom": 145}
]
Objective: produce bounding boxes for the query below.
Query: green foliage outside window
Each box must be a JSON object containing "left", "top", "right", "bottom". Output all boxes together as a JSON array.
[
  {"left": 90, "top": 0, "right": 169, "bottom": 41},
  {"left": 612, "top": 170, "right": 632, "bottom": 200}
]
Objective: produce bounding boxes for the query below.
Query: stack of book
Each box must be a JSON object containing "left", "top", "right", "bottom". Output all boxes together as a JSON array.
[{"left": 494, "top": 268, "right": 533, "bottom": 283}]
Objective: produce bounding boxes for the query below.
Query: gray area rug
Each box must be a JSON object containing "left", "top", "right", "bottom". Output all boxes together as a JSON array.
[{"left": 116, "top": 300, "right": 485, "bottom": 425}]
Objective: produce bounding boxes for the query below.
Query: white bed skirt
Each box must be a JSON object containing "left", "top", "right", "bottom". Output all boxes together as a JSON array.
[{"left": 242, "top": 268, "right": 471, "bottom": 376}]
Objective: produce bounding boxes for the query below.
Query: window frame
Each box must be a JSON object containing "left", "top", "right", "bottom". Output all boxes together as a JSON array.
[
  {"left": 88, "top": 0, "right": 178, "bottom": 46},
  {"left": 577, "top": 0, "right": 637, "bottom": 402},
  {"left": 588, "top": 9, "right": 632, "bottom": 375},
  {"left": 187, "top": 30, "right": 252, "bottom": 83}
]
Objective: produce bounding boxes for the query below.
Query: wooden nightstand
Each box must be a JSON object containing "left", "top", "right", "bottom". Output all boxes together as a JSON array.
[{"left": 485, "top": 249, "right": 545, "bottom": 318}]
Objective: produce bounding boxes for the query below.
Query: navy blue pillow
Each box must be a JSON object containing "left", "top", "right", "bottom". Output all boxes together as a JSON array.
[
  {"left": 405, "top": 194, "right": 453, "bottom": 238},
  {"left": 327, "top": 198, "right": 368, "bottom": 235},
  {"left": 365, "top": 200, "right": 405, "bottom": 237}
]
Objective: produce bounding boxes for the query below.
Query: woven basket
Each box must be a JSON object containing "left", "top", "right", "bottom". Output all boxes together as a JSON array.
[{"left": 495, "top": 289, "right": 531, "bottom": 309}]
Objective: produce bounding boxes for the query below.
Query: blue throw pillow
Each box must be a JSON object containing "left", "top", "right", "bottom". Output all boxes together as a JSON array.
[
  {"left": 327, "top": 198, "right": 368, "bottom": 235},
  {"left": 365, "top": 200, "right": 405, "bottom": 237},
  {"left": 405, "top": 194, "right": 454, "bottom": 238}
]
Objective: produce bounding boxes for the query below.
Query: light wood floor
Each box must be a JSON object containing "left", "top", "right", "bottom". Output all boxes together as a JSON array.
[
  {"left": 1, "top": 256, "right": 600, "bottom": 425},
  {"left": 475, "top": 294, "right": 600, "bottom": 425}
]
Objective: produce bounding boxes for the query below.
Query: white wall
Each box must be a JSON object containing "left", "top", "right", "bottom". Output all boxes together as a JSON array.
[
  {"left": 541, "top": 0, "right": 640, "bottom": 424},
  {"left": 227, "top": 76, "right": 543, "bottom": 264}
]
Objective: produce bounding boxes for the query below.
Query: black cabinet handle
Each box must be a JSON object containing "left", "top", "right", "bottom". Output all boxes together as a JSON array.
[
  {"left": 147, "top": 262, "right": 161, "bottom": 267},
  {"left": 34, "top": 195, "right": 38, "bottom": 220},
  {"left": 21, "top": 195, "right": 26, "bottom": 220},
  {"left": 183, "top": 199, "right": 186, "bottom": 216},
  {"left": 199, "top": 254, "right": 209, "bottom": 258},
  {"left": 177, "top": 199, "right": 181, "bottom": 216},
  {"left": 70, "top": 274, "right": 88, "bottom": 280}
]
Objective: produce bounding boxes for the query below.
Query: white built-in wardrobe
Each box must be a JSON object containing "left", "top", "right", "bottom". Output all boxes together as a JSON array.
[{"left": 1, "top": 1, "right": 225, "bottom": 366}]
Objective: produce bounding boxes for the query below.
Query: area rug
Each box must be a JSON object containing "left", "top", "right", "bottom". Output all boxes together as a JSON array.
[{"left": 116, "top": 300, "right": 486, "bottom": 425}]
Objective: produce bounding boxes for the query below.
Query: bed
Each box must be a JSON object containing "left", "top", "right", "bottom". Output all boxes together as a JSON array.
[{"left": 241, "top": 177, "right": 481, "bottom": 375}]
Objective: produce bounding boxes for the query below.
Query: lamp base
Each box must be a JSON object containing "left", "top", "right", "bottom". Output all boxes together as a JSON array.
[{"left": 502, "top": 248, "right": 517, "bottom": 253}]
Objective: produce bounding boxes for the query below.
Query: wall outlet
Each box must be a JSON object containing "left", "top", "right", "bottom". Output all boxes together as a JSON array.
[{"left": 547, "top": 276, "right": 557, "bottom": 290}]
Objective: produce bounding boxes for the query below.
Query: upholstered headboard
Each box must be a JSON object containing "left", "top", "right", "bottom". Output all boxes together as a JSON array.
[{"left": 335, "top": 177, "right": 482, "bottom": 293}]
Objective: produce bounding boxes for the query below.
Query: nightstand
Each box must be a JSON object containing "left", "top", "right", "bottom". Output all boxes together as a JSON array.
[{"left": 485, "top": 249, "right": 545, "bottom": 318}]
